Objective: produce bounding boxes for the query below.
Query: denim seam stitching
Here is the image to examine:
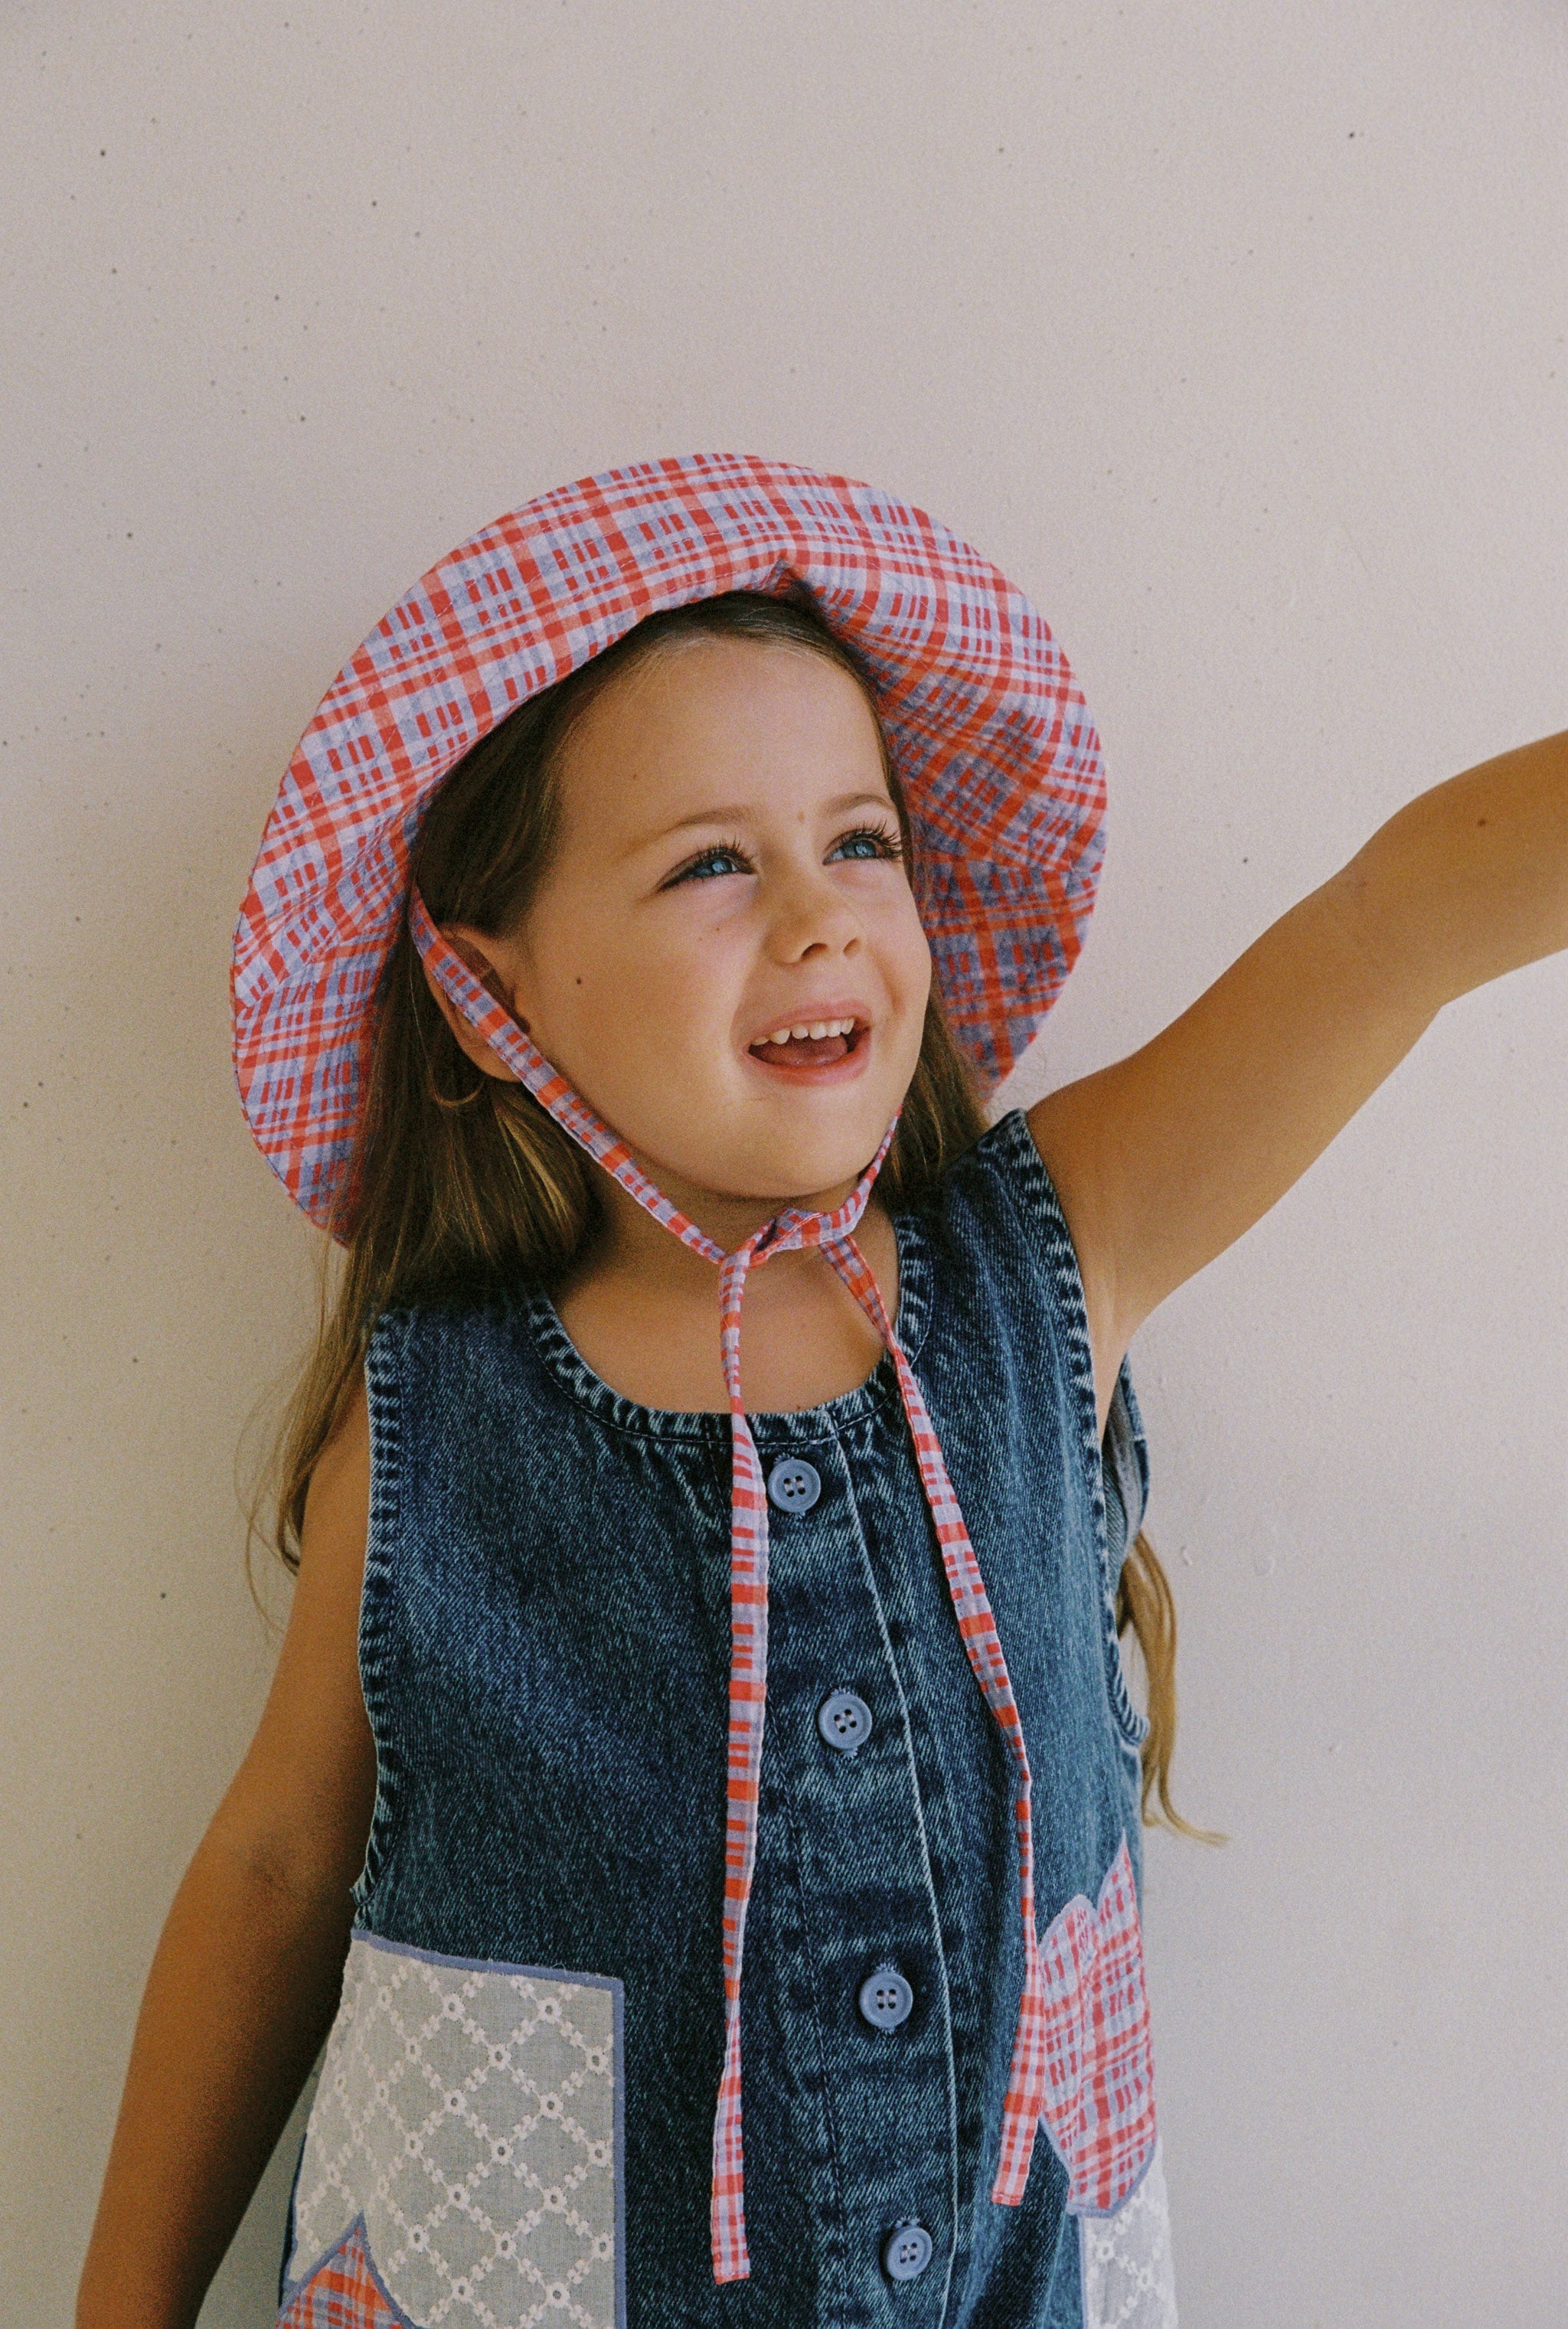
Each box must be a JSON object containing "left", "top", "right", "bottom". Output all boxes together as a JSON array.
[
  {"left": 353, "top": 1313, "right": 410, "bottom": 1916},
  {"left": 988, "top": 1112, "right": 1152, "bottom": 1755}
]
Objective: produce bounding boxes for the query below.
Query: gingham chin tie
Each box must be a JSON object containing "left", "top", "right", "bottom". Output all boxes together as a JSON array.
[{"left": 410, "top": 892, "right": 1050, "bottom": 2282}]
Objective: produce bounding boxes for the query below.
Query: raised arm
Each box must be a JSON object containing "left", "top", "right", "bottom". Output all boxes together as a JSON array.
[{"left": 1030, "top": 728, "right": 1568, "bottom": 1436}]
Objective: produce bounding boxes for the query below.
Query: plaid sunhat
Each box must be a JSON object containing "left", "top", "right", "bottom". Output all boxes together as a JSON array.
[{"left": 231, "top": 452, "right": 1106, "bottom": 1229}]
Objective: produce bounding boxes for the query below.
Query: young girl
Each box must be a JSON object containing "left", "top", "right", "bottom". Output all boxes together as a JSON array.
[{"left": 78, "top": 455, "right": 1566, "bottom": 2329}]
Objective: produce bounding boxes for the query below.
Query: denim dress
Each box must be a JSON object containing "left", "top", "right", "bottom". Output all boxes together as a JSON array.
[{"left": 277, "top": 1110, "right": 1178, "bottom": 2329}]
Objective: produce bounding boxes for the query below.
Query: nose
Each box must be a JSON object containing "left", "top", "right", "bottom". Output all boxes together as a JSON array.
[{"left": 763, "top": 854, "right": 864, "bottom": 965}]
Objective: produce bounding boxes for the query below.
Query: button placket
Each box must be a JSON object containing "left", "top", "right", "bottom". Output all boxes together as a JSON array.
[{"left": 759, "top": 1426, "right": 953, "bottom": 2306}]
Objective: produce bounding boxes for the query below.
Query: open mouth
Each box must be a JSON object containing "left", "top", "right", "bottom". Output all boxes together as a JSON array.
[{"left": 747, "top": 1015, "right": 867, "bottom": 1070}]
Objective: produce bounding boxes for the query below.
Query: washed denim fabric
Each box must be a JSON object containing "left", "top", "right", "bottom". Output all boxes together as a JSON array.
[{"left": 286, "top": 1109, "right": 1153, "bottom": 2327}]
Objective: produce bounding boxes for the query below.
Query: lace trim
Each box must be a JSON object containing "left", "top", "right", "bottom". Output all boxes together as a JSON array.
[{"left": 1078, "top": 2138, "right": 1178, "bottom": 2329}]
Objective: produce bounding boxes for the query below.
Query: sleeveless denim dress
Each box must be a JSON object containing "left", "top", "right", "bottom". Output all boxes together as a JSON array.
[{"left": 277, "top": 1110, "right": 1178, "bottom": 2329}]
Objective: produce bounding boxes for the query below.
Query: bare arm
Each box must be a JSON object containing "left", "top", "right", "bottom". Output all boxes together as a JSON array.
[
  {"left": 1031, "top": 728, "right": 1568, "bottom": 1435},
  {"left": 77, "top": 1380, "right": 377, "bottom": 2329}
]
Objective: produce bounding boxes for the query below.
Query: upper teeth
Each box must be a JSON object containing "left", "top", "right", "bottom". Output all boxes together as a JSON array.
[{"left": 763, "top": 1018, "right": 857, "bottom": 1044}]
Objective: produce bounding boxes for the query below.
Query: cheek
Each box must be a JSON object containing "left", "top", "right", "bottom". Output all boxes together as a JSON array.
[
  {"left": 615, "top": 906, "right": 743, "bottom": 1028},
  {"left": 539, "top": 897, "right": 740, "bottom": 1073},
  {"left": 887, "top": 896, "right": 935, "bottom": 1021}
]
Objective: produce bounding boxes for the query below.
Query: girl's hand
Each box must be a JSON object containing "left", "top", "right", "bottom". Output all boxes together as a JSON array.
[
  {"left": 77, "top": 1379, "right": 377, "bottom": 2328},
  {"left": 1028, "top": 729, "right": 1568, "bottom": 1436}
]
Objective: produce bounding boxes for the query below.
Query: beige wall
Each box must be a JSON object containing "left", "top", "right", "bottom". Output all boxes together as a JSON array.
[{"left": 4, "top": 4, "right": 1565, "bottom": 2321}]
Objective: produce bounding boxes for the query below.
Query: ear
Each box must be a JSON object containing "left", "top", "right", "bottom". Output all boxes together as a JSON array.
[{"left": 420, "top": 924, "right": 529, "bottom": 1084}]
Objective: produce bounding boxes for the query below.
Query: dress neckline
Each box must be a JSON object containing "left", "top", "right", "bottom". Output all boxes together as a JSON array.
[{"left": 519, "top": 1204, "right": 935, "bottom": 1443}]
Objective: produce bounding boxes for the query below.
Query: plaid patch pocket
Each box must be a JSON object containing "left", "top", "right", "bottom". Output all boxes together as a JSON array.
[
  {"left": 1037, "top": 1834, "right": 1158, "bottom": 2218},
  {"left": 278, "top": 1934, "right": 624, "bottom": 2329}
]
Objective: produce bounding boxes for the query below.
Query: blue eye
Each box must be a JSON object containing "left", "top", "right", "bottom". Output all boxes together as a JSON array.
[
  {"left": 669, "top": 842, "right": 752, "bottom": 884},
  {"left": 829, "top": 824, "right": 903, "bottom": 864},
  {"left": 664, "top": 822, "right": 902, "bottom": 888}
]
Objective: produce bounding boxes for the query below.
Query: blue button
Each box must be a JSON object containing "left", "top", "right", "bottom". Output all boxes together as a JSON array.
[
  {"left": 882, "top": 2222, "right": 934, "bottom": 2282},
  {"left": 766, "top": 1456, "right": 822, "bottom": 1514},
  {"left": 816, "top": 1690, "right": 872, "bottom": 1754},
  {"left": 858, "top": 1962, "right": 914, "bottom": 2031}
]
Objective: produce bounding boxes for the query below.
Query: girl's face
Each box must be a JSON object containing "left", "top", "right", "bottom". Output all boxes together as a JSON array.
[{"left": 441, "top": 636, "right": 933, "bottom": 1210}]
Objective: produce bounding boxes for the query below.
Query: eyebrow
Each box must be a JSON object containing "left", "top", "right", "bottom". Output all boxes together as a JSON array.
[{"left": 650, "top": 789, "right": 897, "bottom": 842}]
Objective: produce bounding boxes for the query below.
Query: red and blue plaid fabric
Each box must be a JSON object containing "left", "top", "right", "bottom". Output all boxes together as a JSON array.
[
  {"left": 1036, "top": 1835, "right": 1158, "bottom": 2214},
  {"left": 410, "top": 903, "right": 1054, "bottom": 2284},
  {"left": 233, "top": 453, "right": 1105, "bottom": 1232},
  {"left": 278, "top": 2219, "right": 397, "bottom": 2328}
]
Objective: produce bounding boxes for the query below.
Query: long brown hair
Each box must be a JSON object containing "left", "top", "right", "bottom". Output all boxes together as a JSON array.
[{"left": 257, "top": 588, "right": 1218, "bottom": 1841}]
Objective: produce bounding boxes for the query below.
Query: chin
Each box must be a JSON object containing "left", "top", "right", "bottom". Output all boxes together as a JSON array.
[
  {"left": 622, "top": 1073, "right": 906, "bottom": 1211},
  {"left": 730, "top": 1118, "right": 897, "bottom": 1207}
]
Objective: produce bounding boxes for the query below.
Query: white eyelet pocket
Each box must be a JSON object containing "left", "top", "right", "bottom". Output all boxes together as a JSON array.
[{"left": 283, "top": 1933, "right": 623, "bottom": 2328}]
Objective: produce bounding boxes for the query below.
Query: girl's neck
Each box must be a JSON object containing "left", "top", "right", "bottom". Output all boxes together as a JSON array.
[
  {"left": 583, "top": 1158, "right": 867, "bottom": 1295},
  {"left": 551, "top": 1166, "right": 900, "bottom": 1416}
]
